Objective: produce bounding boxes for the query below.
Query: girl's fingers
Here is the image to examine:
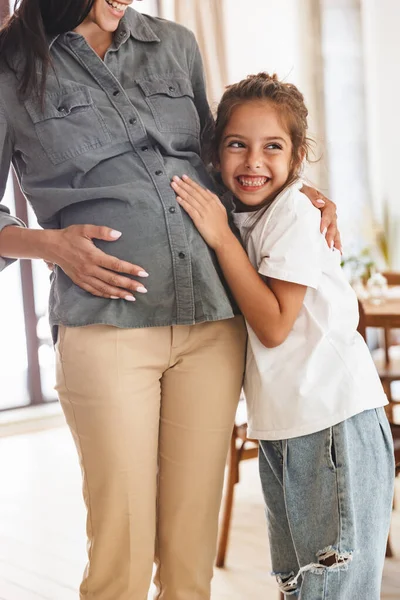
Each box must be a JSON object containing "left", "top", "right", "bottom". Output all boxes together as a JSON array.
[
  {"left": 182, "top": 175, "right": 222, "bottom": 206},
  {"left": 171, "top": 181, "right": 204, "bottom": 212},
  {"left": 176, "top": 196, "right": 202, "bottom": 222},
  {"left": 172, "top": 176, "right": 210, "bottom": 206},
  {"left": 181, "top": 175, "right": 216, "bottom": 200}
]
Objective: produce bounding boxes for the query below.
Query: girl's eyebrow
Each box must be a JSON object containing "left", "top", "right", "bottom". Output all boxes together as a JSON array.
[{"left": 223, "top": 134, "right": 287, "bottom": 143}]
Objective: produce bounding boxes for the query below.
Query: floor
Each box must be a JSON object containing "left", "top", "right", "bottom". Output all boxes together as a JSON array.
[{"left": 0, "top": 426, "right": 399, "bottom": 600}]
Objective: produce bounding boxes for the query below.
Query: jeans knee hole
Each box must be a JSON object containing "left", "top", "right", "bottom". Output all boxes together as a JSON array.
[{"left": 329, "top": 429, "right": 337, "bottom": 470}]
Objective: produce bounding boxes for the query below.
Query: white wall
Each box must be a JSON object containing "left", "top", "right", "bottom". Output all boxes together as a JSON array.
[
  {"left": 154, "top": 1, "right": 400, "bottom": 262},
  {"left": 222, "top": 0, "right": 328, "bottom": 189},
  {"left": 134, "top": 0, "right": 158, "bottom": 17},
  {"left": 223, "top": 0, "right": 399, "bottom": 257},
  {"left": 223, "top": 0, "right": 299, "bottom": 84},
  {"left": 320, "top": 0, "right": 374, "bottom": 252},
  {"left": 362, "top": 0, "right": 400, "bottom": 267}
]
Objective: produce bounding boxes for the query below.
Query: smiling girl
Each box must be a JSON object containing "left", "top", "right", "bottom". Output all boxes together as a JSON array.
[
  {"left": 171, "top": 72, "right": 395, "bottom": 599},
  {"left": 0, "top": 0, "right": 342, "bottom": 594}
]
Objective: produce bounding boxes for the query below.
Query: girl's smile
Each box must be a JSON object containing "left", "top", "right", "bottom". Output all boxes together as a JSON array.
[
  {"left": 218, "top": 100, "right": 293, "bottom": 209},
  {"left": 235, "top": 175, "right": 271, "bottom": 193}
]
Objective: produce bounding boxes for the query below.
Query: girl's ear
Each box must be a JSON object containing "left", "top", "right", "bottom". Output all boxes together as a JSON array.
[
  {"left": 212, "top": 149, "right": 221, "bottom": 171},
  {"left": 291, "top": 149, "right": 306, "bottom": 174}
]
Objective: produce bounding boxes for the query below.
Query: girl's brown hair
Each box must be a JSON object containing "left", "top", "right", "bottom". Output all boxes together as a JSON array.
[{"left": 211, "top": 72, "right": 313, "bottom": 185}]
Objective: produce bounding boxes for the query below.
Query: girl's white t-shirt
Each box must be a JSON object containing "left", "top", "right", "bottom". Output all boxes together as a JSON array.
[{"left": 232, "top": 181, "right": 387, "bottom": 441}]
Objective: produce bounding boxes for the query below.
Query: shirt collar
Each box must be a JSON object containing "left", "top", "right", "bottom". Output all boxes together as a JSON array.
[{"left": 48, "top": 6, "right": 160, "bottom": 50}]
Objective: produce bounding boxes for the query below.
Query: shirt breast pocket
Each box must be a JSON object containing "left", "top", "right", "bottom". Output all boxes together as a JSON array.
[
  {"left": 24, "top": 87, "right": 111, "bottom": 165},
  {"left": 137, "top": 77, "right": 200, "bottom": 138}
]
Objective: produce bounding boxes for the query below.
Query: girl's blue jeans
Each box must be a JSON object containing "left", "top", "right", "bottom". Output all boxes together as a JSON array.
[{"left": 259, "top": 407, "right": 395, "bottom": 599}]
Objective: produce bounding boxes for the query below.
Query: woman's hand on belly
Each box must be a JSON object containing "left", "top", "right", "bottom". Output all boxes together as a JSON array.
[{"left": 47, "top": 224, "right": 149, "bottom": 301}]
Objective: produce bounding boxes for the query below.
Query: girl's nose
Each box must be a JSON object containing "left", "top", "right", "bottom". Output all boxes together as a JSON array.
[
  {"left": 245, "top": 160, "right": 262, "bottom": 170},
  {"left": 245, "top": 151, "right": 263, "bottom": 170}
]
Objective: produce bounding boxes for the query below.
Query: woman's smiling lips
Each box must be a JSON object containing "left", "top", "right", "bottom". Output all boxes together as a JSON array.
[
  {"left": 236, "top": 175, "right": 271, "bottom": 192},
  {"left": 104, "top": 0, "right": 131, "bottom": 17}
]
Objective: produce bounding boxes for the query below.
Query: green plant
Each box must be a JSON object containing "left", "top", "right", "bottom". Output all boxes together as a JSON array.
[{"left": 341, "top": 247, "right": 376, "bottom": 284}]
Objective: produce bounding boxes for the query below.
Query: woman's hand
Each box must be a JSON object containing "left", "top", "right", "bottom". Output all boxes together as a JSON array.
[
  {"left": 171, "top": 175, "right": 233, "bottom": 250},
  {"left": 301, "top": 184, "right": 342, "bottom": 252},
  {"left": 46, "top": 225, "right": 149, "bottom": 301}
]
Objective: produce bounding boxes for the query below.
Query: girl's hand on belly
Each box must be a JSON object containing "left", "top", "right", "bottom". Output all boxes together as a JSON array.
[
  {"left": 47, "top": 224, "right": 149, "bottom": 301},
  {"left": 171, "top": 175, "right": 234, "bottom": 251}
]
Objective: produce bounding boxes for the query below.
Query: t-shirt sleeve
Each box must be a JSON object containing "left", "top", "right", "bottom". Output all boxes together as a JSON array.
[{"left": 257, "top": 194, "right": 323, "bottom": 289}]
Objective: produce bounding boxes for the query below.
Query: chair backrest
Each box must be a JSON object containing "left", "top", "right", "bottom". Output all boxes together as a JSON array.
[
  {"left": 357, "top": 299, "right": 367, "bottom": 342},
  {"left": 390, "top": 423, "right": 400, "bottom": 474},
  {"left": 382, "top": 271, "right": 400, "bottom": 286}
]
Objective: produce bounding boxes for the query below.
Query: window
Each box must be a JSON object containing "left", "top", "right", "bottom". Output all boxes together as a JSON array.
[
  {"left": 0, "top": 176, "right": 30, "bottom": 409},
  {"left": 0, "top": 0, "right": 160, "bottom": 410}
]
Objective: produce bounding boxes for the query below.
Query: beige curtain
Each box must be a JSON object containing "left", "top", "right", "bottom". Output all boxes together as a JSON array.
[
  {"left": 158, "top": 0, "right": 229, "bottom": 107},
  {"left": 296, "top": 0, "right": 329, "bottom": 193}
]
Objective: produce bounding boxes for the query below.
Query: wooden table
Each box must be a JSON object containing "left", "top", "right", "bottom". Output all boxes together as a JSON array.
[
  {"left": 361, "top": 296, "right": 400, "bottom": 328},
  {"left": 359, "top": 290, "right": 400, "bottom": 424}
]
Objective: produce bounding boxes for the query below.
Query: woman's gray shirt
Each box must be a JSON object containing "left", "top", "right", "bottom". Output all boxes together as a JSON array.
[{"left": 0, "top": 8, "right": 237, "bottom": 337}]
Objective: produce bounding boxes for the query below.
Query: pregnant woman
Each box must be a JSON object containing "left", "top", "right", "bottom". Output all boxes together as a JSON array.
[{"left": 0, "top": 1, "right": 339, "bottom": 598}]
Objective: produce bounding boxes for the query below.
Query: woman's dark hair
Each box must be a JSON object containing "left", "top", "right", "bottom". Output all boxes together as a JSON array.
[{"left": 0, "top": 0, "right": 95, "bottom": 102}]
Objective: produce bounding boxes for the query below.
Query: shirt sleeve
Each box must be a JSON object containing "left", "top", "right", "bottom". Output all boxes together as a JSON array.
[
  {"left": 258, "top": 193, "right": 323, "bottom": 290},
  {"left": 0, "top": 100, "right": 26, "bottom": 272},
  {"left": 188, "top": 33, "right": 214, "bottom": 159}
]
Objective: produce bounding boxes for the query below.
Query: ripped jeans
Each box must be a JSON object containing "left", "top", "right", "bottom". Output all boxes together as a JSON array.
[{"left": 259, "top": 408, "right": 395, "bottom": 599}]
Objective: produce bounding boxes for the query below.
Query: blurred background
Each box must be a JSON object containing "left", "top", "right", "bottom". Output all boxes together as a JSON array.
[
  {"left": 0, "top": 0, "right": 399, "bottom": 408},
  {"left": 0, "top": 3, "right": 399, "bottom": 599}
]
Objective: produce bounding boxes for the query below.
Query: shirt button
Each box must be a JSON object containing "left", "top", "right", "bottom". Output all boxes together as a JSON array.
[
  {"left": 58, "top": 106, "right": 66, "bottom": 113},
  {"left": 141, "top": 146, "right": 149, "bottom": 152},
  {"left": 129, "top": 118, "right": 137, "bottom": 125},
  {"left": 168, "top": 86, "right": 175, "bottom": 92},
  {"left": 169, "top": 206, "right": 176, "bottom": 213},
  {"left": 155, "top": 170, "right": 163, "bottom": 176},
  {"left": 178, "top": 252, "right": 186, "bottom": 259},
  {"left": 113, "top": 90, "right": 120, "bottom": 96}
]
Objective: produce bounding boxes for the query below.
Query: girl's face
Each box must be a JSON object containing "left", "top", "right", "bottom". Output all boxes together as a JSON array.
[
  {"left": 80, "top": 0, "right": 134, "bottom": 34},
  {"left": 218, "top": 100, "right": 294, "bottom": 210}
]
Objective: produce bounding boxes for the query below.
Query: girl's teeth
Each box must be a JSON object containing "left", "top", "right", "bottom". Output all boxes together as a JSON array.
[{"left": 238, "top": 177, "right": 268, "bottom": 187}]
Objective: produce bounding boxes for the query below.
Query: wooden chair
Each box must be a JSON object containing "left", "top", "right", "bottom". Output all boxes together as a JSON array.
[
  {"left": 382, "top": 271, "right": 400, "bottom": 286},
  {"left": 216, "top": 418, "right": 258, "bottom": 568},
  {"left": 358, "top": 301, "right": 400, "bottom": 556},
  {"left": 357, "top": 298, "right": 400, "bottom": 422},
  {"left": 216, "top": 410, "right": 285, "bottom": 599},
  {"left": 391, "top": 423, "right": 400, "bottom": 477},
  {"left": 387, "top": 423, "right": 400, "bottom": 558},
  {"left": 379, "top": 272, "right": 400, "bottom": 408}
]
